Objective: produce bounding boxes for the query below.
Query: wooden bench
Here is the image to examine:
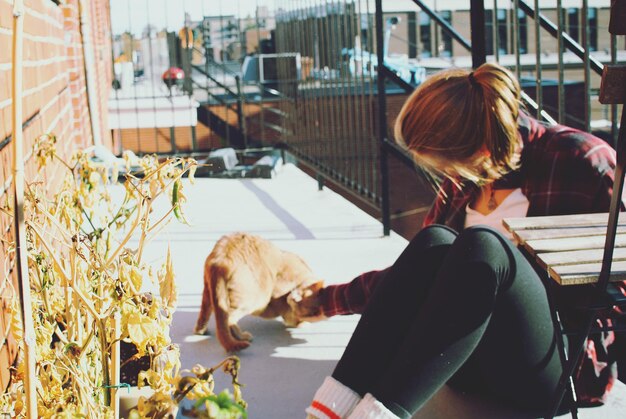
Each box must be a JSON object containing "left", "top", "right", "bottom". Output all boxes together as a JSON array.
[
  {"left": 504, "top": 212, "right": 626, "bottom": 285},
  {"left": 503, "top": 212, "right": 626, "bottom": 418}
]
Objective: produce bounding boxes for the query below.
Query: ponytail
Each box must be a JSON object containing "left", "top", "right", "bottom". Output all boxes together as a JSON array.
[{"left": 394, "top": 62, "right": 522, "bottom": 184}]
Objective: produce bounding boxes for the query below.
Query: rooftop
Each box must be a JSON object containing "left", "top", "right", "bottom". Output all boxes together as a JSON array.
[
  {"left": 131, "top": 162, "right": 625, "bottom": 419},
  {"left": 134, "top": 163, "right": 407, "bottom": 418}
]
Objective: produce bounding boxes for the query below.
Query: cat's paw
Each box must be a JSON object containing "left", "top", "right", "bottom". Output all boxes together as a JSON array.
[
  {"left": 239, "top": 331, "right": 253, "bottom": 341},
  {"left": 230, "top": 325, "right": 253, "bottom": 341},
  {"left": 194, "top": 325, "right": 210, "bottom": 335},
  {"left": 224, "top": 339, "right": 251, "bottom": 353}
]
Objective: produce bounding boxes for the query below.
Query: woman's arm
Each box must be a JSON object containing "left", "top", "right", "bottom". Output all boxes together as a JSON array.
[{"left": 293, "top": 268, "right": 391, "bottom": 320}]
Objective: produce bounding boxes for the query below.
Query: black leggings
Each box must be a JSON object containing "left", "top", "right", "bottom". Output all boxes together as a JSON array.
[{"left": 332, "top": 225, "right": 563, "bottom": 418}]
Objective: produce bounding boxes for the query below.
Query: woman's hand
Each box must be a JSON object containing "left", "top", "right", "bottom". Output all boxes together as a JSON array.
[{"left": 288, "top": 281, "right": 327, "bottom": 323}]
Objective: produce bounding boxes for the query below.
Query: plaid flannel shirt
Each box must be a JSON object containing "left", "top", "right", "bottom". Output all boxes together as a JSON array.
[{"left": 320, "top": 114, "right": 625, "bottom": 404}]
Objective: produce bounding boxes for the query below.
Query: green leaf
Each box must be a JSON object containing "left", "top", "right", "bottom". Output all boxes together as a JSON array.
[
  {"left": 172, "top": 179, "right": 189, "bottom": 225},
  {"left": 193, "top": 390, "right": 247, "bottom": 419}
]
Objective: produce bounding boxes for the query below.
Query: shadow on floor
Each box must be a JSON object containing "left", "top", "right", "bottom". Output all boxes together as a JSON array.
[{"left": 171, "top": 308, "right": 355, "bottom": 418}]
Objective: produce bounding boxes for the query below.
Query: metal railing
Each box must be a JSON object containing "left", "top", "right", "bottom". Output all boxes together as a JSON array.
[
  {"left": 105, "top": 1, "right": 625, "bottom": 238},
  {"left": 269, "top": 0, "right": 624, "bottom": 236},
  {"left": 191, "top": 54, "right": 247, "bottom": 148},
  {"left": 190, "top": 48, "right": 298, "bottom": 150},
  {"left": 273, "top": 0, "right": 383, "bottom": 211}
]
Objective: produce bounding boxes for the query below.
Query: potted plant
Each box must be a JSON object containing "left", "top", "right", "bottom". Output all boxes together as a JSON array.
[{"left": 0, "top": 134, "right": 246, "bottom": 418}]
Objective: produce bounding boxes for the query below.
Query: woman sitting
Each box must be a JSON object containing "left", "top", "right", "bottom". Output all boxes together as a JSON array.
[{"left": 301, "top": 63, "right": 625, "bottom": 419}]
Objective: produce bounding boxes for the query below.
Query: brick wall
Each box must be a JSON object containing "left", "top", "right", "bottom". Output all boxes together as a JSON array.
[{"left": 0, "top": 0, "right": 112, "bottom": 392}]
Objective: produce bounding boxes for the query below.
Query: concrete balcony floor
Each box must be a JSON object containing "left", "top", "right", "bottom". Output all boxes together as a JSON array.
[{"left": 135, "top": 163, "right": 625, "bottom": 419}]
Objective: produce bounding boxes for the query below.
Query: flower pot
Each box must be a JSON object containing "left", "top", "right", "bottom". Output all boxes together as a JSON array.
[{"left": 120, "top": 340, "right": 151, "bottom": 387}]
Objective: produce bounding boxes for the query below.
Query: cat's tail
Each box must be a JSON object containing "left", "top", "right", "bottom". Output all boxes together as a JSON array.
[
  {"left": 193, "top": 260, "right": 214, "bottom": 335},
  {"left": 212, "top": 265, "right": 251, "bottom": 352}
]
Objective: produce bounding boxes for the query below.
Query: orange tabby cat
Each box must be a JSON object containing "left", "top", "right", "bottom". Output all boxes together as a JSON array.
[{"left": 194, "top": 232, "right": 324, "bottom": 352}]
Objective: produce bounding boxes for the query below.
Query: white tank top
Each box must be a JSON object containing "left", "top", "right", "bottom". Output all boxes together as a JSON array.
[{"left": 464, "top": 188, "right": 530, "bottom": 241}]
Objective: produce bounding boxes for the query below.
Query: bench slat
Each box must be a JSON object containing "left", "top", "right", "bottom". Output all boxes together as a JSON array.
[
  {"left": 504, "top": 213, "right": 626, "bottom": 285},
  {"left": 512, "top": 225, "right": 626, "bottom": 241},
  {"left": 503, "top": 213, "right": 624, "bottom": 230},
  {"left": 548, "top": 260, "right": 626, "bottom": 285},
  {"left": 536, "top": 247, "right": 626, "bottom": 268},
  {"left": 523, "top": 233, "right": 626, "bottom": 253}
]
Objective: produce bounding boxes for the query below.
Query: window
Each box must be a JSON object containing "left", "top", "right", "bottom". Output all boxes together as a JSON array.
[
  {"left": 418, "top": 11, "right": 452, "bottom": 58},
  {"left": 419, "top": 13, "right": 431, "bottom": 58},
  {"left": 587, "top": 8, "right": 598, "bottom": 51},
  {"left": 566, "top": 8, "right": 579, "bottom": 43},
  {"left": 485, "top": 9, "right": 508, "bottom": 55},
  {"left": 517, "top": 11, "right": 528, "bottom": 54},
  {"left": 439, "top": 11, "right": 452, "bottom": 57},
  {"left": 562, "top": 7, "right": 596, "bottom": 51}
]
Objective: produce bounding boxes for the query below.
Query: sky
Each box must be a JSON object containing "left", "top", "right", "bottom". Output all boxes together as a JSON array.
[
  {"left": 110, "top": 0, "right": 611, "bottom": 35},
  {"left": 110, "top": 0, "right": 272, "bottom": 34},
  {"left": 110, "top": 0, "right": 414, "bottom": 35}
]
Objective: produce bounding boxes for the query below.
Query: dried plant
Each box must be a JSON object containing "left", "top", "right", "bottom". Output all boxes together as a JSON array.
[{"left": 0, "top": 134, "right": 246, "bottom": 418}]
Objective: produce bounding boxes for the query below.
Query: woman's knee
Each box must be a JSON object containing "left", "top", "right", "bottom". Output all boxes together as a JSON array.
[
  {"left": 409, "top": 224, "right": 458, "bottom": 249},
  {"left": 455, "top": 225, "right": 514, "bottom": 255},
  {"left": 383, "top": 225, "right": 456, "bottom": 293},
  {"left": 451, "top": 225, "right": 518, "bottom": 288}
]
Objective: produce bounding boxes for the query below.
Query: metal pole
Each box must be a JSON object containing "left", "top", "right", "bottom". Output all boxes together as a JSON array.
[
  {"left": 252, "top": 2, "right": 264, "bottom": 144},
  {"left": 304, "top": 0, "right": 316, "bottom": 157},
  {"left": 345, "top": 2, "right": 358, "bottom": 187},
  {"left": 334, "top": 0, "right": 349, "bottom": 181},
  {"left": 127, "top": 1, "right": 142, "bottom": 153},
  {"left": 235, "top": 75, "right": 247, "bottom": 148},
  {"left": 322, "top": 0, "right": 336, "bottom": 170},
  {"left": 533, "top": 0, "right": 543, "bottom": 119},
  {"left": 308, "top": 2, "right": 320, "bottom": 160},
  {"left": 335, "top": 2, "right": 354, "bottom": 183},
  {"left": 557, "top": 0, "right": 565, "bottom": 124},
  {"left": 375, "top": 0, "right": 390, "bottom": 236},
  {"left": 107, "top": 4, "right": 123, "bottom": 154},
  {"left": 493, "top": 0, "right": 500, "bottom": 62},
  {"left": 582, "top": 0, "right": 591, "bottom": 133},
  {"left": 610, "top": 34, "right": 618, "bottom": 147},
  {"left": 513, "top": 0, "right": 521, "bottom": 80},
  {"left": 163, "top": 0, "right": 178, "bottom": 154},
  {"left": 367, "top": 1, "right": 376, "bottom": 196},
  {"left": 145, "top": 1, "right": 160, "bottom": 153},
  {"left": 355, "top": 0, "right": 366, "bottom": 192},
  {"left": 470, "top": 0, "right": 486, "bottom": 68}
]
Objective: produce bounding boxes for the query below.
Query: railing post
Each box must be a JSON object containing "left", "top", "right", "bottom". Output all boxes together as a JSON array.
[
  {"left": 470, "top": 0, "right": 487, "bottom": 68},
  {"left": 376, "top": 0, "right": 391, "bottom": 236},
  {"left": 235, "top": 75, "right": 247, "bottom": 149},
  {"left": 533, "top": 0, "right": 543, "bottom": 119}
]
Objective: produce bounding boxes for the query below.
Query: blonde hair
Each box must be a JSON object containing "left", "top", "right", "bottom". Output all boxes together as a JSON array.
[{"left": 394, "top": 62, "right": 522, "bottom": 184}]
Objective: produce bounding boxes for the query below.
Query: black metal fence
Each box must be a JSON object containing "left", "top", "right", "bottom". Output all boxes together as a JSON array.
[
  {"left": 106, "top": 1, "right": 625, "bottom": 237},
  {"left": 273, "top": 0, "right": 381, "bottom": 205},
  {"left": 269, "top": 0, "right": 625, "bottom": 236}
]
